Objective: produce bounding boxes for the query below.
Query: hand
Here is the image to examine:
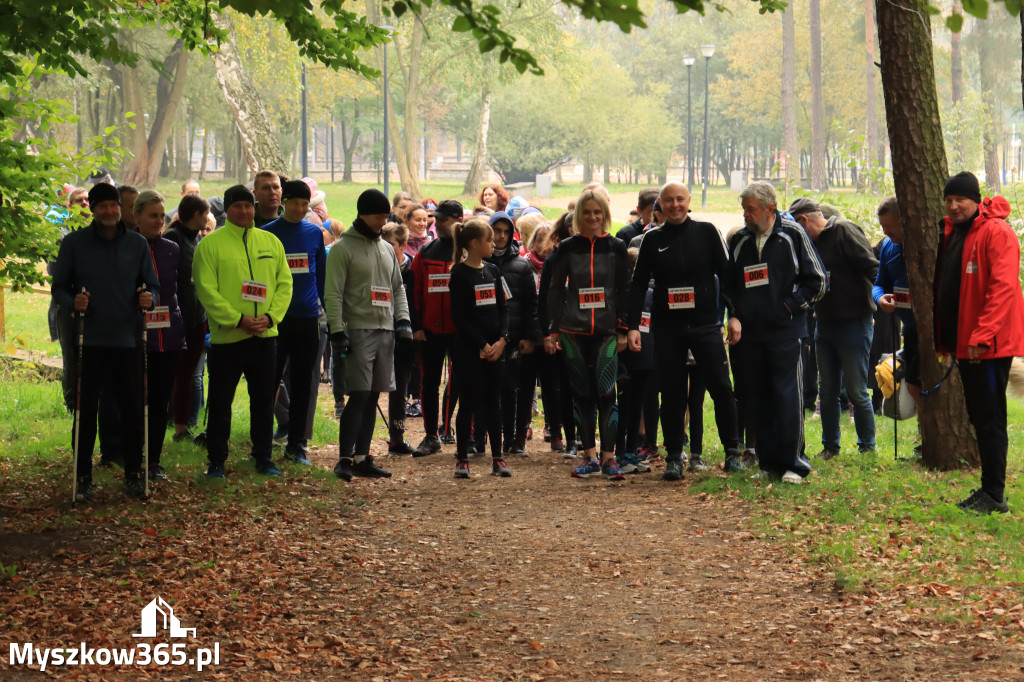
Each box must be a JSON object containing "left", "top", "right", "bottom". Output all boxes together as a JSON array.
[
  {"left": 137, "top": 287, "right": 153, "bottom": 310},
  {"left": 486, "top": 337, "right": 507, "bottom": 362},
  {"left": 878, "top": 293, "right": 896, "bottom": 313},
  {"left": 239, "top": 315, "right": 268, "bottom": 335},
  {"left": 544, "top": 334, "right": 561, "bottom": 355},
  {"left": 726, "top": 318, "right": 742, "bottom": 345},
  {"left": 967, "top": 345, "right": 985, "bottom": 360},
  {"left": 627, "top": 330, "right": 641, "bottom": 352},
  {"left": 413, "top": 330, "right": 427, "bottom": 342},
  {"left": 395, "top": 320, "right": 414, "bottom": 342},
  {"left": 74, "top": 291, "right": 90, "bottom": 312},
  {"left": 615, "top": 332, "right": 627, "bottom": 353},
  {"left": 518, "top": 339, "right": 535, "bottom": 355},
  {"left": 331, "top": 331, "right": 351, "bottom": 357}
]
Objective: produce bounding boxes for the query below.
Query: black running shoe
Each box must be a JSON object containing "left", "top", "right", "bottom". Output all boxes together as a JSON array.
[
  {"left": 352, "top": 455, "right": 392, "bottom": 478},
  {"left": 125, "top": 474, "right": 148, "bottom": 500},
  {"left": 388, "top": 439, "right": 414, "bottom": 455},
  {"left": 333, "top": 458, "right": 354, "bottom": 481},
  {"left": 148, "top": 466, "right": 169, "bottom": 481},
  {"left": 413, "top": 435, "right": 442, "bottom": 458},
  {"left": 491, "top": 458, "right": 512, "bottom": 477},
  {"left": 75, "top": 478, "right": 95, "bottom": 503}
]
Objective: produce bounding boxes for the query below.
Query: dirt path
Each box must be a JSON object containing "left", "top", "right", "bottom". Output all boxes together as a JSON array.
[{"left": 4, "top": 399, "right": 1024, "bottom": 679}]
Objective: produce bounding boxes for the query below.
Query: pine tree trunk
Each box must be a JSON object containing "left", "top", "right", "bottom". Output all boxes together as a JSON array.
[
  {"left": 950, "top": 0, "right": 965, "bottom": 169},
  {"left": 210, "top": 11, "right": 287, "bottom": 175},
  {"left": 864, "top": 0, "right": 881, "bottom": 191},
  {"left": 462, "top": 87, "right": 492, "bottom": 195},
  {"left": 978, "top": 19, "right": 1001, "bottom": 193},
  {"left": 875, "top": 0, "right": 980, "bottom": 470},
  {"left": 809, "top": 0, "right": 827, "bottom": 191},
  {"left": 782, "top": 4, "right": 798, "bottom": 193}
]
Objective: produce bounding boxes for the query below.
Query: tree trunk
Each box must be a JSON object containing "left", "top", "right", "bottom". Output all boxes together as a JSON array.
[
  {"left": 864, "top": 0, "right": 881, "bottom": 191},
  {"left": 198, "top": 127, "right": 209, "bottom": 181},
  {"left": 210, "top": 11, "right": 287, "bottom": 175},
  {"left": 978, "top": 19, "right": 1001, "bottom": 193},
  {"left": 341, "top": 100, "right": 359, "bottom": 183},
  {"left": 463, "top": 87, "right": 491, "bottom": 195},
  {"left": 950, "top": 0, "right": 965, "bottom": 169},
  {"left": 809, "top": 0, "right": 827, "bottom": 191},
  {"left": 875, "top": 0, "right": 980, "bottom": 470}
]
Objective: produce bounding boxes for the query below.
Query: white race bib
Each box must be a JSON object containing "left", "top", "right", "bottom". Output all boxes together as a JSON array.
[
  {"left": 428, "top": 273, "right": 450, "bottom": 293},
  {"left": 241, "top": 280, "right": 268, "bottom": 303},
  {"left": 475, "top": 283, "right": 497, "bottom": 306},
  {"left": 145, "top": 306, "right": 170, "bottom": 329},
  {"left": 667, "top": 287, "right": 695, "bottom": 310},
  {"left": 371, "top": 286, "right": 392, "bottom": 308},
  {"left": 743, "top": 264, "right": 769, "bottom": 288},
  {"left": 286, "top": 252, "right": 310, "bottom": 274},
  {"left": 894, "top": 286, "right": 911, "bottom": 309},
  {"left": 639, "top": 311, "right": 651, "bottom": 334},
  {"left": 578, "top": 287, "right": 606, "bottom": 310}
]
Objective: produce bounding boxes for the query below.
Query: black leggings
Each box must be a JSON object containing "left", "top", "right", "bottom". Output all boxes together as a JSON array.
[
  {"left": 538, "top": 350, "right": 575, "bottom": 444},
  {"left": 419, "top": 334, "right": 457, "bottom": 437},
  {"left": 146, "top": 350, "right": 179, "bottom": 466},
  {"left": 388, "top": 337, "right": 415, "bottom": 439},
  {"left": 686, "top": 364, "right": 707, "bottom": 455},
  {"left": 560, "top": 333, "right": 618, "bottom": 453},
  {"left": 454, "top": 345, "right": 504, "bottom": 458},
  {"left": 338, "top": 390, "right": 381, "bottom": 458}
]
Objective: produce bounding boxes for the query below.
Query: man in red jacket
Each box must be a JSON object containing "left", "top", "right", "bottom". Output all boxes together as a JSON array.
[{"left": 935, "top": 172, "right": 1024, "bottom": 514}]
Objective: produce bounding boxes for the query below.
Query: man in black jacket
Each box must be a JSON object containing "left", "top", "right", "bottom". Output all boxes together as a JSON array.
[
  {"left": 724, "top": 183, "right": 827, "bottom": 484},
  {"left": 616, "top": 187, "right": 660, "bottom": 244},
  {"left": 789, "top": 198, "right": 878, "bottom": 460},
  {"left": 627, "top": 182, "right": 745, "bottom": 480}
]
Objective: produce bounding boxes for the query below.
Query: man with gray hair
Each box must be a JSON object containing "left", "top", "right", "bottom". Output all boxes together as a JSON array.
[
  {"left": 723, "top": 182, "right": 827, "bottom": 484},
  {"left": 788, "top": 197, "right": 878, "bottom": 460}
]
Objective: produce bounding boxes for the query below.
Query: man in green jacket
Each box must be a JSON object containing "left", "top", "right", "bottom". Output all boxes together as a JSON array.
[
  {"left": 194, "top": 185, "right": 293, "bottom": 477},
  {"left": 326, "top": 188, "right": 412, "bottom": 481}
]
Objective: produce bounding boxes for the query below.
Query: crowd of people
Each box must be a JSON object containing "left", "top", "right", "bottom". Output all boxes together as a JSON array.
[{"left": 48, "top": 170, "right": 1024, "bottom": 515}]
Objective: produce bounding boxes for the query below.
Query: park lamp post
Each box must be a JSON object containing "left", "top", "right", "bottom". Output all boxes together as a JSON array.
[
  {"left": 380, "top": 24, "right": 394, "bottom": 199},
  {"left": 700, "top": 43, "right": 714, "bottom": 208},
  {"left": 683, "top": 54, "right": 695, "bottom": 189}
]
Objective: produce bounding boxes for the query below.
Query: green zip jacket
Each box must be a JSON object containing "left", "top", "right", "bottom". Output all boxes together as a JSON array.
[
  {"left": 325, "top": 220, "right": 410, "bottom": 333},
  {"left": 193, "top": 220, "right": 293, "bottom": 344}
]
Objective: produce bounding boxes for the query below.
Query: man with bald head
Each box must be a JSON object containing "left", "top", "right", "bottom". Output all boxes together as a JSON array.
[{"left": 626, "top": 181, "right": 746, "bottom": 480}]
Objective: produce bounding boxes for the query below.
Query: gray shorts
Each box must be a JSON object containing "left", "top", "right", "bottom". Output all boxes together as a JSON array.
[{"left": 345, "top": 329, "right": 396, "bottom": 393}]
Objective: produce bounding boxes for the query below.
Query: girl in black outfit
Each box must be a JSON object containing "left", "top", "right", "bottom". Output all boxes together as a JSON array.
[{"left": 449, "top": 219, "right": 512, "bottom": 478}]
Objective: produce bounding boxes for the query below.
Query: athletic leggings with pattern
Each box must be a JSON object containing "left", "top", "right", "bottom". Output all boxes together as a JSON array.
[{"left": 560, "top": 333, "right": 618, "bottom": 453}]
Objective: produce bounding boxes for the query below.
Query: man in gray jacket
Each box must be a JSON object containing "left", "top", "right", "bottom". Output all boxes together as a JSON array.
[{"left": 326, "top": 189, "right": 412, "bottom": 481}]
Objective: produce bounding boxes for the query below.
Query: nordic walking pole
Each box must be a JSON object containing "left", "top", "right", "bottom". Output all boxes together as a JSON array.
[
  {"left": 893, "top": 315, "right": 899, "bottom": 463},
  {"left": 141, "top": 283, "right": 150, "bottom": 499},
  {"left": 71, "top": 286, "right": 86, "bottom": 505}
]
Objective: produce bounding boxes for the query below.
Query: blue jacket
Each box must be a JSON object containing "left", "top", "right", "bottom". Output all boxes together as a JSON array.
[
  {"left": 261, "top": 217, "right": 327, "bottom": 319},
  {"left": 872, "top": 237, "right": 915, "bottom": 330},
  {"left": 51, "top": 221, "right": 160, "bottom": 348}
]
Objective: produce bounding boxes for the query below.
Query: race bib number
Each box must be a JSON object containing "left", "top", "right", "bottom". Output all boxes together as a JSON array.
[
  {"left": 667, "top": 287, "right": 695, "bottom": 310},
  {"left": 475, "top": 283, "right": 497, "bottom": 306},
  {"left": 241, "top": 280, "right": 268, "bottom": 303},
  {"left": 743, "top": 264, "right": 769, "bottom": 288},
  {"left": 501, "top": 277, "right": 512, "bottom": 300},
  {"left": 286, "top": 252, "right": 310, "bottom": 274},
  {"left": 145, "top": 306, "right": 170, "bottom": 329},
  {"left": 428, "top": 273, "right": 450, "bottom": 293},
  {"left": 370, "top": 286, "right": 392, "bottom": 308},
  {"left": 639, "top": 311, "right": 651, "bottom": 334},
  {"left": 966, "top": 261, "right": 978, "bottom": 275},
  {"left": 579, "top": 287, "right": 606, "bottom": 310},
  {"left": 894, "top": 286, "right": 911, "bottom": 309}
]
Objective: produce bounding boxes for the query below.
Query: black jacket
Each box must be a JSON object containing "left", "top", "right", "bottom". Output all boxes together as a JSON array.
[
  {"left": 724, "top": 213, "right": 828, "bottom": 342},
  {"left": 616, "top": 218, "right": 646, "bottom": 245},
  {"left": 810, "top": 216, "right": 879, "bottom": 322},
  {"left": 449, "top": 261, "right": 509, "bottom": 351},
  {"left": 547, "top": 232, "right": 630, "bottom": 337},
  {"left": 163, "top": 221, "right": 207, "bottom": 329},
  {"left": 628, "top": 218, "right": 729, "bottom": 332},
  {"left": 486, "top": 240, "right": 541, "bottom": 344}
]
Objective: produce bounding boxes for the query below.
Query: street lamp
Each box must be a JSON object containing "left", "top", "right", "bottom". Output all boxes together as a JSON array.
[
  {"left": 683, "top": 54, "right": 695, "bottom": 189},
  {"left": 380, "top": 24, "right": 394, "bottom": 199},
  {"left": 700, "top": 43, "right": 714, "bottom": 208}
]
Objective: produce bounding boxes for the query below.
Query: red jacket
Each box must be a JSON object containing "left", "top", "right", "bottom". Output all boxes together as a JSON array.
[
  {"left": 410, "top": 238, "right": 456, "bottom": 335},
  {"left": 935, "top": 196, "right": 1024, "bottom": 359}
]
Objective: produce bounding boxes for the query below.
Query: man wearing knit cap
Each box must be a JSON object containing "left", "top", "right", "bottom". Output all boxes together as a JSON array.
[
  {"left": 788, "top": 196, "right": 878, "bottom": 460},
  {"left": 326, "top": 188, "right": 412, "bottom": 481},
  {"left": 194, "top": 184, "right": 293, "bottom": 478},
  {"left": 262, "top": 180, "right": 327, "bottom": 465},
  {"left": 935, "top": 171, "right": 1024, "bottom": 514},
  {"left": 50, "top": 182, "right": 160, "bottom": 501}
]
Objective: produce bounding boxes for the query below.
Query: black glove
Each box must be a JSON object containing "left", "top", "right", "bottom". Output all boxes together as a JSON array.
[
  {"left": 395, "top": 320, "right": 413, "bottom": 342},
  {"left": 331, "top": 331, "right": 351, "bottom": 357}
]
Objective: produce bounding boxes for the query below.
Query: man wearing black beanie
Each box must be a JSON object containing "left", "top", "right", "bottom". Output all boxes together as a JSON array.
[{"left": 935, "top": 171, "right": 1024, "bottom": 514}]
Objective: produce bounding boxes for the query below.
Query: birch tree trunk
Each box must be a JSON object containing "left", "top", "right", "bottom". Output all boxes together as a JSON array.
[
  {"left": 978, "top": 19, "right": 1001, "bottom": 193},
  {"left": 782, "top": 3, "right": 798, "bottom": 192},
  {"left": 462, "top": 87, "right": 492, "bottom": 195},
  {"left": 864, "top": 0, "right": 881, "bottom": 191},
  {"left": 809, "top": 0, "right": 827, "bottom": 191}
]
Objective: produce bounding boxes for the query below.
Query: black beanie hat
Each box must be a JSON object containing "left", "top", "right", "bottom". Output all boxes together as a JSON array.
[
  {"left": 282, "top": 179, "right": 312, "bottom": 202},
  {"left": 943, "top": 172, "right": 981, "bottom": 204},
  {"left": 357, "top": 188, "right": 391, "bottom": 216},
  {"left": 224, "top": 184, "right": 255, "bottom": 208},
  {"left": 88, "top": 182, "right": 120, "bottom": 208}
]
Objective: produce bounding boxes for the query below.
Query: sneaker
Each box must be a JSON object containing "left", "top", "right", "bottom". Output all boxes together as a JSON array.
[
  {"left": 148, "top": 466, "right": 169, "bottom": 481},
  {"left": 75, "top": 478, "right": 95, "bottom": 503},
  {"left": 561, "top": 444, "right": 579, "bottom": 459},
  {"left": 334, "top": 402, "right": 345, "bottom": 418},
  {"left": 571, "top": 458, "right": 602, "bottom": 478},
  {"left": 284, "top": 444, "right": 312, "bottom": 466},
  {"left": 602, "top": 459, "right": 625, "bottom": 480},
  {"left": 508, "top": 439, "right": 527, "bottom": 456},
  {"left": 636, "top": 444, "right": 657, "bottom": 462},
  {"left": 205, "top": 464, "right": 225, "bottom": 479},
  {"left": 857, "top": 445, "right": 876, "bottom": 455},
  {"left": 405, "top": 400, "right": 422, "bottom": 418},
  {"left": 413, "top": 435, "right": 442, "bottom": 458},
  {"left": 751, "top": 470, "right": 780, "bottom": 482},
  {"left": 439, "top": 429, "right": 456, "bottom": 445},
  {"left": 618, "top": 453, "right": 651, "bottom": 474},
  {"left": 957, "top": 489, "right": 1009, "bottom": 515},
  {"left": 550, "top": 436, "right": 565, "bottom": 452},
  {"left": 125, "top": 474, "right": 148, "bottom": 500},
  {"left": 724, "top": 450, "right": 751, "bottom": 473},
  {"left": 781, "top": 470, "right": 803, "bottom": 485},
  {"left": 543, "top": 425, "right": 552, "bottom": 442},
  {"left": 352, "top": 455, "right": 392, "bottom": 478},
  {"left": 466, "top": 443, "right": 481, "bottom": 458},
  {"left": 272, "top": 427, "right": 288, "bottom": 442},
  {"left": 688, "top": 454, "right": 709, "bottom": 472},
  {"left": 172, "top": 430, "right": 195, "bottom": 443},
  {"left": 333, "top": 458, "right": 354, "bottom": 481},
  {"left": 454, "top": 459, "right": 470, "bottom": 478},
  {"left": 741, "top": 449, "right": 758, "bottom": 468},
  {"left": 388, "top": 439, "right": 414, "bottom": 455},
  {"left": 816, "top": 448, "right": 840, "bottom": 461},
  {"left": 663, "top": 458, "right": 684, "bottom": 481},
  {"left": 525, "top": 427, "right": 533, "bottom": 441},
  {"left": 491, "top": 458, "right": 512, "bottom": 477},
  {"left": 256, "top": 461, "right": 282, "bottom": 476},
  {"left": 194, "top": 431, "right": 208, "bottom": 447}
]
